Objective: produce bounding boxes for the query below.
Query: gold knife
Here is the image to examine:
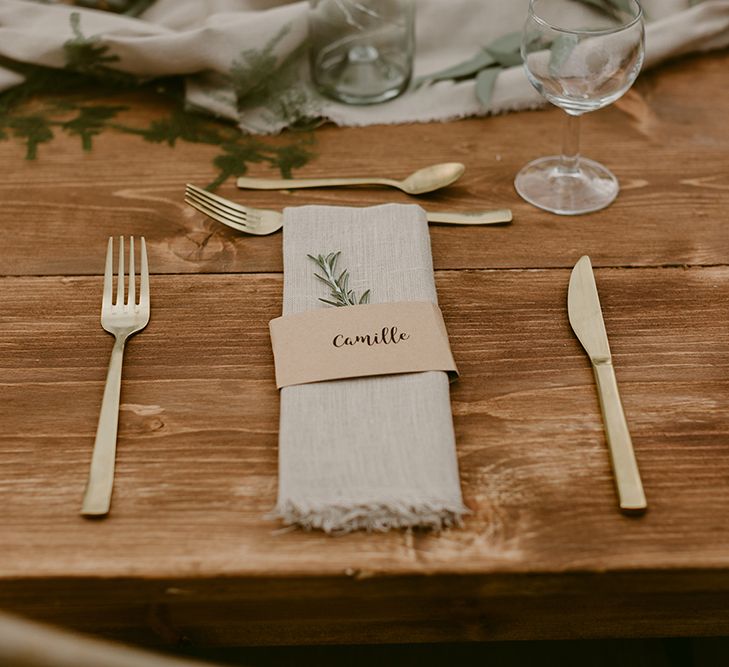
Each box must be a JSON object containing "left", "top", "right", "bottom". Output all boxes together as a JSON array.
[{"left": 568, "top": 255, "right": 647, "bottom": 513}]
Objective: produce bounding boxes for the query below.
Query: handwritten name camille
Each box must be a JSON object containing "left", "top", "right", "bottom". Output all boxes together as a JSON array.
[{"left": 333, "top": 326, "right": 410, "bottom": 348}]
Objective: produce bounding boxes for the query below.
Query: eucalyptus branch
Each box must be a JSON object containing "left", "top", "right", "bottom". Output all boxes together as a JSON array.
[{"left": 307, "top": 252, "right": 371, "bottom": 307}]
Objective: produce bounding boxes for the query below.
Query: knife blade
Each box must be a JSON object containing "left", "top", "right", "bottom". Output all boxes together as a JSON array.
[{"left": 568, "top": 255, "right": 647, "bottom": 513}]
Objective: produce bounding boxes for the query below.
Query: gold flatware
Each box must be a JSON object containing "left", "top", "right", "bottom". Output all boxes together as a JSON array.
[
  {"left": 236, "top": 162, "right": 465, "bottom": 195},
  {"left": 568, "top": 255, "right": 646, "bottom": 513},
  {"left": 185, "top": 183, "right": 512, "bottom": 236},
  {"left": 81, "top": 236, "right": 150, "bottom": 517}
]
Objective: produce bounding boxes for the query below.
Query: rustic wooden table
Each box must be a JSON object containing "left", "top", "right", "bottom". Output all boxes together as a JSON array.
[{"left": 1, "top": 50, "right": 728, "bottom": 648}]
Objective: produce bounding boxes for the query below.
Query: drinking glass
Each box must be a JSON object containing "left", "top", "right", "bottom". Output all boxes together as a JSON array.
[
  {"left": 308, "top": 0, "right": 415, "bottom": 105},
  {"left": 514, "top": 0, "right": 644, "bottom": 215}
]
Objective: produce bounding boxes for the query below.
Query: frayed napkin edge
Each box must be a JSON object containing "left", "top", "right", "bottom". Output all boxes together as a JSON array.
[{"left": 269, "top": 500, "right": 471, "bottom": 535}]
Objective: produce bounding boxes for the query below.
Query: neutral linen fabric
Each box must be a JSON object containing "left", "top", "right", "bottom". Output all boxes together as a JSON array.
[
  {"left": 276, "top": 204, "right": 467, "bottom": 532},
  {"left": 0, "top": 0, "right": 728, "bottom": 133}
]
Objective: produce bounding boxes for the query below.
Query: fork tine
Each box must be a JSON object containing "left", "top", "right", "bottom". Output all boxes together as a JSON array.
[
  {"left": 103, "top": 237, "right": 113, "bottom": 311},
  {"left": 184, "top": 195, "right": 252, "bottom": 233},
  {"left": 128, "top": 237, "right": 135, "bottom": 307},
  {"left": 185, "top": 185, "right": 247, "bottom": 219},
  {"left": 116, "top": 236, "right": 124, "bottom": 307},
  {"left": 139, "top": 237, "right": 149, "bottom": 310},
  {"left": 185, "top": 183, "right": 247, "bottom": 213},
  {"left": 184, "top": 194, "right": 248, "bottom": 230},
  {"left": 185, "top": 184, "right": 255, "bottom": 221},
  {"left": 185, "top": 190, "right": 249, "bottom": 226}
]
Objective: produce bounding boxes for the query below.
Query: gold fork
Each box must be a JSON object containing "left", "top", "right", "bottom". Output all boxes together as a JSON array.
[
  {"left": 81, "top": 237, "right": 150, "bottom": 517},
  {"left": 184, "top": 183, "right": 512, "bottom": 235}
]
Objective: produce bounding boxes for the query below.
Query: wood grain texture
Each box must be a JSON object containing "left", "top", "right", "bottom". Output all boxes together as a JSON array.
[
  {"left": 0, "top": 52, "right": 728, "bottom": 276},
  {"left": 1, "top": 267, "right": 728, "bottom": 643},
  {"left": 2, "top": 46, "right": 729, "bottom": 646}
]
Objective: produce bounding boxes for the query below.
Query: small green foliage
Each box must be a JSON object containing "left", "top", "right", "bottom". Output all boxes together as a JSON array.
[
  {"left": 8, "top": 115, "right": 54, "bottom": 159},
  {"left": 0, "top": 12, "right": 315, "bottom": 188},
  {"left": 272, "top": 140, "right": 316, "bottom": 178},
  {"left": 483, "top": 31, "right": 523, "bottom": 67},
  {"left": 135, "top": 108, "right": 224, "bottom": 147},
  {"left": 414, "top": 50, "right": 496, "bottom": 88},
  {"left": 231, "top": 26, "right": 290, "bottom": 108},
  {"left": 73, "top": 0, "right": 156, "bottom": 16},
  {"left": 232, "top": 33, "right": 320, "bottom": 128},
  {"left": 475, "top": 67, "right": 500, "bottom": 108},
  {"left": 62, "top": 105, "right": 127, "bottom": 150},
  {"left": 549, "top": 33, "right": 580, "bottom": 77},
  {"left": 208, "top": 136, "right": 315, "bottom": 190},
  {"left": 63, "top": 12, "right": 137, "bottom": 87},
  {"left": 575, "top": 0, "right": 641, "bottom": 19},
  {"left": 308, "top": 252, "right": 371, "bottom": 308},
  {"left": 418, "top": 0, "right": 645, "bottom": 106}
]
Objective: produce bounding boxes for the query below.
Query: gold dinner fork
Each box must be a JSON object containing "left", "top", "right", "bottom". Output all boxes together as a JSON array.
[
  {"left": 81, "top": 237, "right": 150, "bottom": 517},
  {"left": 184, "top": 183, "right": 513, "bottom": 235}
]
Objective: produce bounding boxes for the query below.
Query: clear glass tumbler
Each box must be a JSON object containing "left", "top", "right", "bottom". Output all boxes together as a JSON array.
[
  {"left": 514, "top": 0, "right": 645, "bottom": 215},
  {"left": 308, "top": 0, "right": 415, "bottom": 105}
]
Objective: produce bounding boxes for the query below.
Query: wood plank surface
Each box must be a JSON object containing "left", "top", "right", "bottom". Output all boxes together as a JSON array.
[
  {"left": 0, "top": 51, "right": 727, "bottom": 277},
  {"left": 1, "top": 267, "right": 728, "bottom": 642},
  {"left": 1, "top": 45, "right": 729, "bottom": 647}
]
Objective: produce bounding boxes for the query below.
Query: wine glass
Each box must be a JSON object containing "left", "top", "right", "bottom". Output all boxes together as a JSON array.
[{"left": 514, "top": 0, "right": 644, "bottom": 215}]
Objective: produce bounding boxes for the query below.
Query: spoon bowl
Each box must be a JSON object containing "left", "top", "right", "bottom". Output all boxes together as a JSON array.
[{"left": 397, "top": 162, "right": 466, "bottom": 194}]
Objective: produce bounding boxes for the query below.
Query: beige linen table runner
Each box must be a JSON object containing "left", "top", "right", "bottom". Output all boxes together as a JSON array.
[{"left": 1, "top": 1, "right": 728, "bottom": 133}]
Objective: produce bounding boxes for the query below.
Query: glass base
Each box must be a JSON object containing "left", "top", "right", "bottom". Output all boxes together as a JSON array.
[
  {"left": 514, "top": 156, "right": 619, "bottom": 215},
  {"left": 312, "top": 44, "right": 410, "bottom": 105}
]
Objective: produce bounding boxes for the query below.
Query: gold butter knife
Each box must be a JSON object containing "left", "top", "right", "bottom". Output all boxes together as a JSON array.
[{"left": 567, "top": 255, "right": 647, "bottom": 513}]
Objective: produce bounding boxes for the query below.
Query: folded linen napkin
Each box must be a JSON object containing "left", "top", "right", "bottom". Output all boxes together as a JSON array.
[
  {"left": 275, "top": 204, "right": 467, "bottom": 533},
  {"left": 1, "top": 0, "right": 728, "bottom": 134}
]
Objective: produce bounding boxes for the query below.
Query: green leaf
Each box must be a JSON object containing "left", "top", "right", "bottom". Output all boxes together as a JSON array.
[
  {"left": 475, "top": 67, "right": 500, "bottom": 108},
  {"left": 137, "top": 109, "right": 223, "bottom": 147},
  {"left": 63, "top": 12, "right": 138, "bottom": 88},
  {"left": 0, "top": 13, "right": 316, "bottom": 186},
  {"left": 230, "top": 26, "right": 290, "bottom": 108},
  {"left": 416, "top": 50, "right": 496, "bottom": 87},
  {"left": 72, "top": 0, "right": 157, "bottom": 15},
  {"left": 607, "top": 0, "right": 639, "bottom": 14},
  {"left": 308, "top": 252, "right": 371, "bottom": 308},
  {"left": 549, "top": 34, "right": 579, "bottom": 77},
  {"left": 122, "top": 0, "right": 157, "bottom": 16},
  {"left": 483, "top": 31, "right": 523, "bottom": 67},
  {"left": 9, "top": 115, "right": 53, "bottom": 159},
  {"left": 61, "top": 105, "right": 126, "bottom": 150},
  {"left": 207, "top": 142, "right": 258, "bottom": 190},
  {"left": 573, "top": 1, "right": 648, "bottom": 26},
  {"left": 573, "top": 0, "right": 615, "bottom": 14},
  {"left": 272, "top": 142, "right": 314, "bottom": 179}
]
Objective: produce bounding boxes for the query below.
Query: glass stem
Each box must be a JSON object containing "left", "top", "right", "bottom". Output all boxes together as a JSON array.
[{"left": 560, "top": 112, "right": 581, "bottom": 174}]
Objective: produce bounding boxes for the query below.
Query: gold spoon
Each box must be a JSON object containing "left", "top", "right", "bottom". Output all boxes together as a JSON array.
[{"left": 236, "top": 162, "right": 466, "bottom": 196}]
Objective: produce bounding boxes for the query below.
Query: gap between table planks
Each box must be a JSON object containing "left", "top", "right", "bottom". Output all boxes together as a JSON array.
[{"left": 0, "top": 52, "right": 728, "bottom": 276}]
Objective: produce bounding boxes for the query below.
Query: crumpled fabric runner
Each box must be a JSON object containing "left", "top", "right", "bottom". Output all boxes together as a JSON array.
[
  {"left": 276, "top": 204, "right": 467, "bottom": 533},
  {"left": 0, "top": 0, "right": 728, "bottom": 133}
]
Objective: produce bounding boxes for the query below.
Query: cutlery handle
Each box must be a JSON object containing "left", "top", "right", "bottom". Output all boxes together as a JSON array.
[
  {"left": 593, "top": 361, "right": 647, "bottom": 513},
  {"left": 81, "top": 336, "right": 126, "bottom": 517},
  {"left": 237, "top": 176, "right": 393, "bottom": 190},
  {"left": 425, "top": 209, "right": 513, "bottom": 225}
]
